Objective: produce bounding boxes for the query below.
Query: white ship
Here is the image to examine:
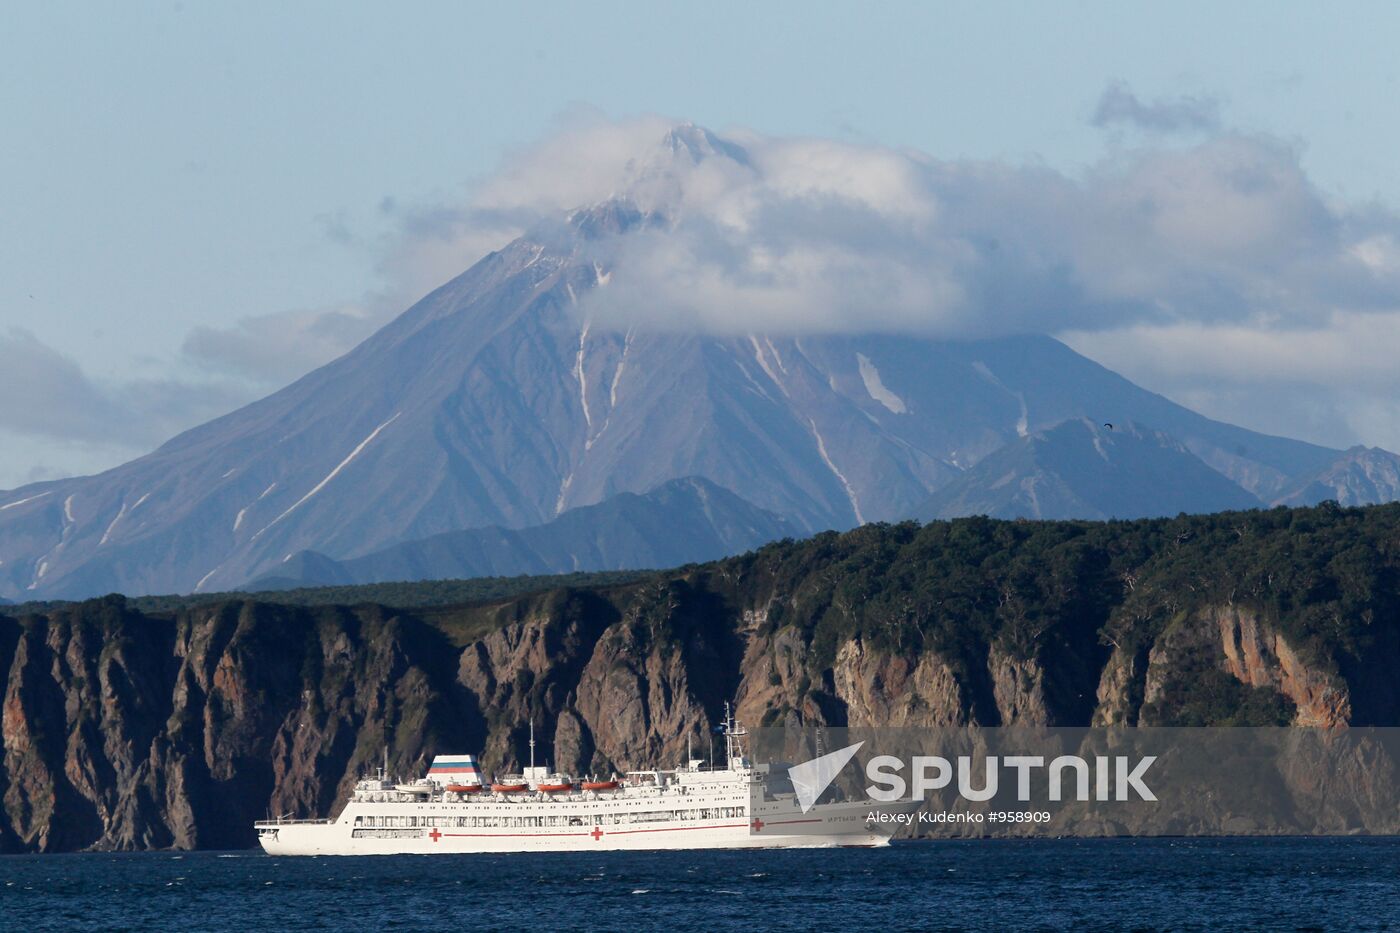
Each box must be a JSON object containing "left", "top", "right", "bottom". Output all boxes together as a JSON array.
[{"left": 256, "top": 707, "right": 907, "bottom": 855}]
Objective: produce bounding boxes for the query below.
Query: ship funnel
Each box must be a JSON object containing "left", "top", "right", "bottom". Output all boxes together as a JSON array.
[{"left": 426, "top": 754, "right": 483, "bottom": 786}]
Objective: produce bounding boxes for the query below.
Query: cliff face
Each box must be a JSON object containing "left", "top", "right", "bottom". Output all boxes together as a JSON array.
[
  {"left": 1210, "top": 606, "right": 1351, "bottom": 727},
  {"left": 0, "top": 598, "right": 467, "bottom": 852},
  {"left": 1, "top": 580, "right": 1382, "bottom": 852},
  {"left": 1088, "top": 604, "right": 1360, "bottom": 728}
]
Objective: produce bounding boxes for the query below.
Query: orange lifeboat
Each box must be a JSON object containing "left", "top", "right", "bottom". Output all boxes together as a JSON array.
[
  {"left": 581, "top": 780, "right": 620, "bottom": 791},
  {"left": 446, "top": 783, "right": 482, "bottom": 794},
  {"left": 537, "top": 781, "right": 575, "bottom": 793},
  {"left": 491, "top": 781, "right": 528, "bottom": 793}
]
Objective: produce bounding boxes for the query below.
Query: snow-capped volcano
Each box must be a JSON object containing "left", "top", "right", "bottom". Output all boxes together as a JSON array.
[{"left": 0, "top": 125, "right": 1361, "bottom": 600}]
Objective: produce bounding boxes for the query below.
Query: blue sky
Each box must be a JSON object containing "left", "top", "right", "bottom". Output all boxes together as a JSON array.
[{"left": 4, "top": 2, "right": 1400, "bottom": 488}]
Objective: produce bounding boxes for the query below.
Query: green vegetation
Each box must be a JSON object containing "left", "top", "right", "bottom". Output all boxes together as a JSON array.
[
  {"left": 719, "top": 502, "right": 1400, "bottom": 673},
  {"left": 1141, "top": 657, "right": 1297, "bottom": 726},
  {"left": 6, "top": 502, "right": 1397, "bottom": 727},
  {"left": 5, "top": 569, "right": 657, "bottom": 617},
  {"left": 695, "top": 502, "right": 1398, "bottom": 724}
]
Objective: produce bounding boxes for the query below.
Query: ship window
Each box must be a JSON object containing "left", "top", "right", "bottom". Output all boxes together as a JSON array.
[{"left": 354, "top": 816, "right": 363, "bottom": 826}]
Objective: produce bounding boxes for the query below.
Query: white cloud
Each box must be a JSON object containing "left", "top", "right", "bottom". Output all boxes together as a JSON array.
[
  {"left": 11, "top": 102, "right": 1400, "bottom": 483},
  {"left": 179, "top": 201, "right": 527, "bottom": 387},
  {"left": 0, "top": 328, "right": 252, "bottom": 489},
  {"left": 155, "top": 110, "right": 1400, "bottom": 384},
  {"left": 181, "top": 303, "right": 383, "bottom": 386},
  {"left": 1092, "top": 82, "right": 1222, "bottom": 135},
  {"left": 1061, "top": 312, "right": 1400, "bottom": 451},
  {"left": 1062, "top": 313, "right": 1400, "bottom": 390},
  {"left": 505, "top": 119, "right": 1399, "bottom": 346}
]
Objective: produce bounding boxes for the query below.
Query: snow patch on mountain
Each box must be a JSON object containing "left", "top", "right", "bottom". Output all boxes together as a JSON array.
[
  {"left": 99, "top": 502, "right": 129, "bottom": 546},
  {"left": 575, "top": 323, "right": 593, "bottom": 430},
  {"left": 808, "top": 418, "right": 864, "bottom": 524},
  {"left": 253, "top": 413, "right": 400, "bottom": 539},
  {"left": 0, "top": 492, "right": 51, "bottom": 511},
  {"left": 856, "top": 353, "right": 907, "bottom": 414},
  {"left": 610, "top": 329, "right": 632, "bottom": 409},
  {"left": 972, "top": 360, "right": 1029, "bottom": 436},
  {"left": 555, "top": 473, "right": 574, "bottom": 516},
  {"left": 750, "top": 337, "right": 789, "bottom": 396},
  {"left": 765, "top": 338, "right": 789, "bottom": 374},
  {"left": 733, "top": 355, "right": 773, "bottom": 400}
]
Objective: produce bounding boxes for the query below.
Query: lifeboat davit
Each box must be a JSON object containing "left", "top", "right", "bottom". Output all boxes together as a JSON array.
[
  {"left": 537, "top": 782, "right": 575, "bottom": 793},
  {"left": 491, "top": 782, "right": 528, "bottom": 793},
  {"left": 446, "top": 783, "right": 483, "bottom": 794},
  {"left": 581, "top": 780, "right": 620, "bottom": 791}
]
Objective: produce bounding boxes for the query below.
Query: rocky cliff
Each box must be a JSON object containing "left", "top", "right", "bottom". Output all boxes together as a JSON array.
[{"left": 4, "top": 504, "right": 1399, "bottom": 852}]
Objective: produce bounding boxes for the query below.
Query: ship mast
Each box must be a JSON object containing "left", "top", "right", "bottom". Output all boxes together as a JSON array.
[
  {"left": 724, "top": 701, "right": 733, "bottom": 764},
  {"left": 722, "top": 701, "right": 748, "bottom": 767},
  {"left": 529, "top": 718, "right": 536, "bottom": 773}
]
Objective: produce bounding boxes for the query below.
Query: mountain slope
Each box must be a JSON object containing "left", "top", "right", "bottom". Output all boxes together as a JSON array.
[
  {"left": 249, "top": 477, "right": 797, "bottom": 589},
  {"left": 1272, "top": 447, "right": 1400, "bottom": 507},
  {"left": 0, "top": 125, "right": 1345, "bottom": 600},
  {"left": 917, "top": 419, "right": 1263, "bottom": 521}
]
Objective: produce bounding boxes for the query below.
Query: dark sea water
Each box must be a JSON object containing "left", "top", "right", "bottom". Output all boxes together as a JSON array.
[{"left": 2, "top": 838, "right": 1399, "bottom": 932}]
